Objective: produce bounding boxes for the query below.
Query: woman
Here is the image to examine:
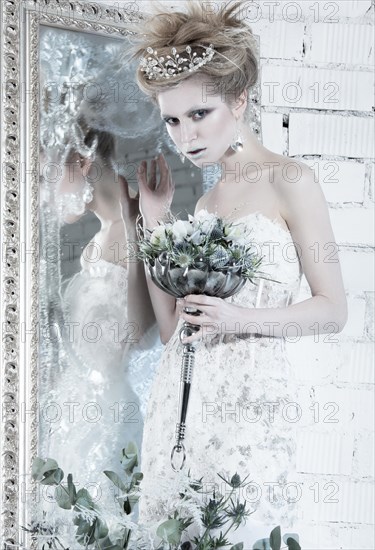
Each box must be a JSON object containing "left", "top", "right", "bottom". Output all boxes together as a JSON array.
[{"left": 130, "top": 2, "right": 348, "bottom": 545}]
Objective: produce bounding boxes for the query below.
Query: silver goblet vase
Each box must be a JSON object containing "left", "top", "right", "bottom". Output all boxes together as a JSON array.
[{"left": 145, "top": 252, "right": 246, "bottom": 471}]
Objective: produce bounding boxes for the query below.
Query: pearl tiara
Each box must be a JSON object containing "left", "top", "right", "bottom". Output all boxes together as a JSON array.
[{"left": 139, "top": 43, "right": 215, "bottom": 80}]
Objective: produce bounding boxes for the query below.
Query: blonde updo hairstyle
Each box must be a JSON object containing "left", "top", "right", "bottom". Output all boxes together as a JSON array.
[{"left": 130, "top": 1, "right": 259, "bottom": 119}]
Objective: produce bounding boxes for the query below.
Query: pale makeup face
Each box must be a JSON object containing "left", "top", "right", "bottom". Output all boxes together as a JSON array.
[{"left": 157, "top": 76, "right": 238, "bottom": 167}]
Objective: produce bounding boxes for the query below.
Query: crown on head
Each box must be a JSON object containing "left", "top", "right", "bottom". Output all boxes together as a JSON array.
[{"left": 139, "top": 43, "right": 215, "bottom": 80}]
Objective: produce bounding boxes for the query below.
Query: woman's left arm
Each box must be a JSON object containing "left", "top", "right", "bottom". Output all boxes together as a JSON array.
[{"left": 180, "top": 165, "right": 348, "bottom": 342}]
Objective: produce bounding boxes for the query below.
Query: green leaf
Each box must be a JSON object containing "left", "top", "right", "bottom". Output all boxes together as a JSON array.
[
  {"left": 54, "top": 484, "right": 71, "bottom": 510},
  {"left": 75, "top": 519, "right": 96, "bottom": 544},
  {"left": 156, "top": 518, "right": 182, "bottom": 545},
  {"left": 252, "top": 538, "right": 271, "bottom": 550},
  {"left": 270, "top": 526, "right": 281, "bottom": 550},
  {"left": 31, "top": 457, "right": 49, "bottom": 480},
  {"left": 40, "top": 468, "right": 64, "bottom": 486},
  {"left": 67, "top": 473, "right": 77, "bottom": 505},
  {"left": 74, "top": 488, "right": 96, "bottom": 511},
  {"left": 120, "top": 442, "right": 139, "bottom": 475},
  {"left": 285, "top": 536, "right": 301, "bottom": 550},
  {"left": 31, "top": 457, "right": 63, "bottom": 485},
  {"left": 95, "top": 517, "right": 109, "bottom": 539},
  {"left": 231, "top": 544, "right": 244, "bottom": 549},
  {"left": 131, "top": 471, "right": 143, "bottom": 484},
  {"left": 103, "top": 470, "right": 127, "bottom": 492}
]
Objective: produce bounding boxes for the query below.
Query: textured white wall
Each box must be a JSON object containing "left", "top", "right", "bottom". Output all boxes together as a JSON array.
[{"left": 250, "top": 1, "right": 374, "bottom": 547}]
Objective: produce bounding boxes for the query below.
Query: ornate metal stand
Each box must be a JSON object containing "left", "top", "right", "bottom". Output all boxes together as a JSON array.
[{"left": 171, "top": 311, "right": 200, "bottom": 471}]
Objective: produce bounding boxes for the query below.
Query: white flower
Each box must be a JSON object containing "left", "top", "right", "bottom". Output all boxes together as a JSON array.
[
  {"left": 224, "top": 224, "right": 244, "bottom": 242},
  {"left": 150, "top": 225, "right": 168, "bottom": 247},
  {"left": 188, "top": 229, "right": 205, "bottom": 245},
  {"left": 171, "top": 220, "right": 193, "bottom": 241},
  {"left": 193, "top": 210, "right": 218, "bottom": 234},
  {"left": 194, "top": 209, "right": 216, "bottom": 222}
]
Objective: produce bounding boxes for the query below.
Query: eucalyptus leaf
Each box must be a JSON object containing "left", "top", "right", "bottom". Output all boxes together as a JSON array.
[
  {"left": 75, "top": 518, "right": 96, "bottom": 544},
  {"left": 40, "top": 468, "right": 64, "bottom": 486},
  {"left": 31, "top": 457, "right": 50, "bottom": 480},
  {"left": 95, "top": 517, "right": 109, "bottom": 539},
  {"left": 285, "top": 537, "right": 301, "bottom": 550},
  {"left": 31, "top": 457, "right": 64, "bottom": 485},
  {"left": 104, "top": 470, "right": 127, "bottom": 492},
  {"left": 75, "top": 487, "right": 96, "bottom": 509},
  {"left": 120, "top": 442, "right": 139, "bottom": 475},
  {"left": 54, "top": 484, "right": 71, "bottom": 510},
  {"left": 270, "top": 526, "right": 281, "bottom": 550},
  {"left": 283, "top": 533, "right": 300, "bottom": 545},
  {"left": 156, "top": 518, "right": 182, "bottom": 545},
  {"left": 67, "top": 473, "right": 77, "bottom": 505},
  {"left": 131, "top": 471, "right": 144, "bottom": 484},
  {"left": 252, "top": 538, "right": 271, "bottom": 550}
]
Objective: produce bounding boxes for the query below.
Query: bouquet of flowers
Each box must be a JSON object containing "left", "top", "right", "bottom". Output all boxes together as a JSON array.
[{"left": 137, "top": 210, "right": 274, "bottom": 298}]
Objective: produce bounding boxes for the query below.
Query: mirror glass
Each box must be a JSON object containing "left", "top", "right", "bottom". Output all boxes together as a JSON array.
[{"left": 37, "top": 24, "right": 203, "bottom": 529}]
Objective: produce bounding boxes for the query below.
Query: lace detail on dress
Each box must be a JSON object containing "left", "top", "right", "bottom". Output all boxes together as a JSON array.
[
  {"left": 139, "top": 212, "right": 303, "bottom": 543},
  {"left": 42, "top": 260, "right": 144, "bottom": 534}
]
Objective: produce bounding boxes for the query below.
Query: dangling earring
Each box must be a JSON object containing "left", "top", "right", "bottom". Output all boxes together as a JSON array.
[
  {"left": 81, "top": 179, "right": 94, "bottom": 204},
  {"left": 230, "top": 119, "right": 244, "bottom": 153},
  {"left": 79, "top": 156, "right": 94, "bottom": 204}
]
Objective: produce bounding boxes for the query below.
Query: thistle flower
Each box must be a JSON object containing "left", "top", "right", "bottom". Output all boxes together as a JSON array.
[{"left": 207, "top": 245, "right": 230, "bottom": 268}]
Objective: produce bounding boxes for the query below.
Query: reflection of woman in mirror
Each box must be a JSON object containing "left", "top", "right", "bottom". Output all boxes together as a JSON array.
[
  {"left": 129, "top": 2, "right": 348, "bottom": 546},
  {"left": 38, "top": 33, "right": 164, "bottom": 526},
  {"left": 43, "top": 114, "right": 158, "bottom": 521}
]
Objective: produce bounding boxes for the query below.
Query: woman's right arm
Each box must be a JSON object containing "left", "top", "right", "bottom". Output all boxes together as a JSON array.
[{"left": 137, "top": 154, "right": 179, "bottom": 344}]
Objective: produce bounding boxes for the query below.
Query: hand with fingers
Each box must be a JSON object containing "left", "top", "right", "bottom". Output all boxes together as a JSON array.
[
  {"left": 118, "top": 173, "right": 140, "bottom": 228},
  {"left": 176, "top": 294, "right": 249, "bottom": 344},
  {"left": 136, "top": 153, "right": 175, "bottom": 229}
]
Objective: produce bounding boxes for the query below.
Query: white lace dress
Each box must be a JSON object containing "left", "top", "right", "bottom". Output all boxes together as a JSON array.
[
  {"left": 43, "top": 259, "right": 160, "bottom": 524},
  {"left": 139, "top": 212, "right": 304, "bottom": 546}
]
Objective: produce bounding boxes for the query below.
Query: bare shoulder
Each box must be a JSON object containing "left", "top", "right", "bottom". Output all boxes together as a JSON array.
[{"left": 269, "top": 154, "right": 317, "bottom": 220}]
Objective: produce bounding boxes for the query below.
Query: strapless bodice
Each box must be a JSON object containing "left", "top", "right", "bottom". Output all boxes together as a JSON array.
[{"left": 225, "top": 211, "right": 302, "bottom": 310}]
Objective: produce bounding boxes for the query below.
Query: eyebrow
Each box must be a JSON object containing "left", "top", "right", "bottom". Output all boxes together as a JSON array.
[{"left": 161, "top": 106, "right": 208, "bottom": 119}]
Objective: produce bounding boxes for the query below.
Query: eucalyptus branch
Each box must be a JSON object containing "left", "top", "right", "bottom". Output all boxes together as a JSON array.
[{"left": 28, "top": 448, "right": 301, "bottom": 549}]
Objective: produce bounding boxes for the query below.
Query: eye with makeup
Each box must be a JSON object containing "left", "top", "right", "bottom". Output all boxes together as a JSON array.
[{"left": 163, "top": 109, "right": 211, "bottom": 126}]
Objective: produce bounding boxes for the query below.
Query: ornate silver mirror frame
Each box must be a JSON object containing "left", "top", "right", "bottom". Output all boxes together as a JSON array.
[{"left": 0, "top": 1, "right": 141, "bottom": 545}]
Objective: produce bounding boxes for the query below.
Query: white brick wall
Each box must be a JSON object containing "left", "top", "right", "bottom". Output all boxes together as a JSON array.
[
  {"left": 261, "top": 65, "right": 374, "bottom": 111},
  {"left": 337, "top": 342, "right": 375, "bottom": 384},
  {"left": 296, "top": 430, "right": 355, "bottom": 475},
  {"left": 249, "top": 19, "right": 305, "bottom": 59},
  {"left": 309, "top": 23, "right": 374, "bottom": 66},
  {"left": 260, "top": 112, "right": 285, "bottom": 153},
  {"left": 338, "top": 249, "right": 374, "bottom": 291},
  {"left": 289, "top": 113, "right": 374, "bottom": 158},
  {"left": 304, "top": 160, "right": 366, "bottom": 203},
  {"left": 254, "top": 1, "right": 375, "bottom": 546},
  {"left": 329, "top": 207, "right": 374, "bottom": 246},
  {"left": 341, "top": 295, "right": 367, "bottom": 338}
]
